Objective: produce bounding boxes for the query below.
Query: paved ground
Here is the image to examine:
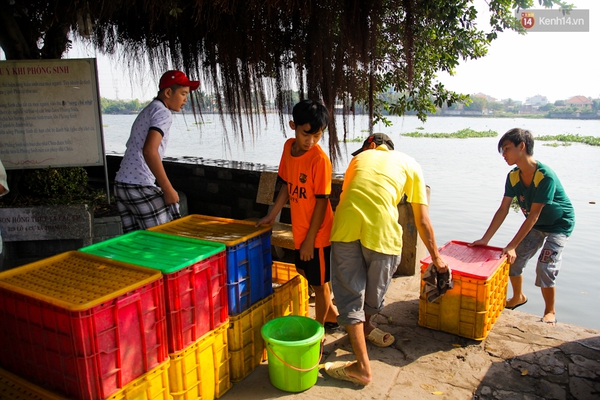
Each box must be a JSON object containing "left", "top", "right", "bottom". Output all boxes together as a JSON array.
[{"left": 220, "top": 274, "right": 600, "bottom": 400}]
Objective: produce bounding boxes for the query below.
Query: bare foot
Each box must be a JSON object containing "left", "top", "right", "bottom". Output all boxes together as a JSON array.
[{"left": 344, "top": 361, "right": 372, "bottom": 385}]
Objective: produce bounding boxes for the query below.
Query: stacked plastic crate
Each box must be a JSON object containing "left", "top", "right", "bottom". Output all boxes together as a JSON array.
[
  {"left": 272, "top": 261, "right": 309, "bottom": 319},
  {"left": 149, "top": 215, "right": 275, "bottom": 383},
  {"left": 80, "top": 230, "right": 232, "bottom": 400},
  {"left": 0, "top": 251, "right": 170, "bottom": 400}
]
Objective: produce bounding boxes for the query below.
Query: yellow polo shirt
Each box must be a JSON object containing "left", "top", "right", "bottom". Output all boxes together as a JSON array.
[{"left": 330, "top": 146, "right": 428, "bottom": 255}]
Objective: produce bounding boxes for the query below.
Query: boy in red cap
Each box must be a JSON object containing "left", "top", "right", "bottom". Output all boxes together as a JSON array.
[{"left": 114, "top": 70, "right": 200, "bottom": 232}]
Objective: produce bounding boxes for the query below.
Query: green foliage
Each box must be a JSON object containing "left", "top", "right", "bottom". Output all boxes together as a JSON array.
[
  {"left": 464, "top": 97, "right": 488, "bottom": 112},
  {"left": 21, "top": 167, "right": 89, "bottom": 204},
  {"left": 101, "top": 98, "right": 148, "bottom": 114},
  {"left": 0, "top": 167, "right": 115, "bottom": 214},
  {"left": 343, "top": 137, "right": 367, "bottom": 143},
  {"left": 536, "top": 134, "right": 600, "bottom": 146},
  {"left": 402, "top": 128, "right": 498, "bottom": 138},
  {"left": 543, "top": 142, "right": 571, "bottom": 147},
  {"left": 538, "top": 103, "right": 554, "bottom": 112}
]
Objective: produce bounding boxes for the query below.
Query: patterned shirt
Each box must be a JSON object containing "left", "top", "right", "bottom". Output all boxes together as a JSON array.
[{"left": 115, "top": 99, "right": 172, "bottom": 186}]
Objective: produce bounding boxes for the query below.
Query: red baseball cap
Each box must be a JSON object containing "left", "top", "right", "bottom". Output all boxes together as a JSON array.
[{"left": 159, "top": 70, "right": 200, "bottom": 91}]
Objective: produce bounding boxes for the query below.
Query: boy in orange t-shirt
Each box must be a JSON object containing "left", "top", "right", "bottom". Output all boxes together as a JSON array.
[{"left": 256, "top": 99, "right": 338, "bottom": 327}]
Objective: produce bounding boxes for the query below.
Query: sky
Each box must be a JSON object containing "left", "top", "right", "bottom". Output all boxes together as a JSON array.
[{"left": 61, "top": 0, "right": 599, "bottom": 104}]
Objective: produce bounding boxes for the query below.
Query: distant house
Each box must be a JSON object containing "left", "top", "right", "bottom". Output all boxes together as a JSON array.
[
  {"left": 471, "top": 92, "right": 497, "bottom": 103},
  {"left": 566, "top": 95, "right": 593, "bottom": 108},
  {"left": 524, "top": 95, "right": 548, "bottom": 107}
]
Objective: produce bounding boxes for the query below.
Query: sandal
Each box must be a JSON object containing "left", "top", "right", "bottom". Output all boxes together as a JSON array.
[
  {"left": 366, "top": 327, "right": 395, "bottom": 347},
  {"left": 323, "top": 361, "right": 369, "bottom": 386}
]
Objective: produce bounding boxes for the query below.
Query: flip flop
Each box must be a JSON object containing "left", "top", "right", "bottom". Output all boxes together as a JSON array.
[
  {"left": 323, "top": 361, "right": 369, "bottom": 386},
  {"left": 505, "top": 298, "right": 528, "bottom": 310},
  {"left": 324, "top": 322, "right": 339, "bottom": 329},
  {"left": 540, "top": 313, "right": 557, "bottom": 326},
  {"left": 366, "top": 327, "right": 395, "bottom": 347}
]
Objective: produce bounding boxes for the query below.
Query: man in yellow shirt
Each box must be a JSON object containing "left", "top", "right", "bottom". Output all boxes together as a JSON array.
[{"left": 325, "top": 133, "right": 447, "bottom": 385}]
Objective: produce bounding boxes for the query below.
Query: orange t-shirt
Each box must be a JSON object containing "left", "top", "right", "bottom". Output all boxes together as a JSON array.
[{"left": 278, "top": 138, "right": 334, "bottom": 249}]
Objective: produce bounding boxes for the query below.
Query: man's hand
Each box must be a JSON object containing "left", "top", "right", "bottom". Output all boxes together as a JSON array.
[{"left": 432, "top": 255, "right": 449, "bottom": 273}]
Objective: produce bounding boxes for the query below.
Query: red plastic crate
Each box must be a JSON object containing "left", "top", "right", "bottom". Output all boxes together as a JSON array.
[
  {"left": 0, "top": 251, "right": 168, "bottom": 400},
  {"left": 162, "top": 252, "right": 228, "bottom": 353},
  {"left": 80, "top": 231, "right": 228, "bottom": 354}
]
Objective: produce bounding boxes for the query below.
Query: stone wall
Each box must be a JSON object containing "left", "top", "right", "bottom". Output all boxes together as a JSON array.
[{"left": 98, "top": 155, "right": 273, "bottom": 221}]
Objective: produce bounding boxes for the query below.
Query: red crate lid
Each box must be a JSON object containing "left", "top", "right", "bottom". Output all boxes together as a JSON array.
[{"left": 420, "top": 240, "right": 506, "bottom": 280}]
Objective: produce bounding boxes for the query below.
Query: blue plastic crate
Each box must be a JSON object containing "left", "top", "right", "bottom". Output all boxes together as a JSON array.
[
  {"left": 149, "top": 215, "right": 273, "bottom": 315},
  {"left": 223, "top": 231, "right": 273, "bottom": 315}
]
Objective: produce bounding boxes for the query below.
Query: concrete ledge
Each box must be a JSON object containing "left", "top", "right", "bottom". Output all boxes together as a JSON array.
[{"left": 0, "top": 205, "right": 92, "bottom": 244}]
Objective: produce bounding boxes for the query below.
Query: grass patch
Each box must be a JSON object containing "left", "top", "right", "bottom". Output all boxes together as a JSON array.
[
  {"left": 543, "top": 142, "right": 572, "bottom": 147},
  {"left": 402, "top": 128, "right": 498, "bottom": 138},
  {"left": 344, "top": 136, "right": 367, "bottom": 143},
  {"left": 536, "top": 134, "right": 600, "bottom": 147}
]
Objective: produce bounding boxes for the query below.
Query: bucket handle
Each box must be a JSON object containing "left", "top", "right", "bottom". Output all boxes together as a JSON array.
[{"left": 266, "top": 338, "right": 324, "bottom": 372}]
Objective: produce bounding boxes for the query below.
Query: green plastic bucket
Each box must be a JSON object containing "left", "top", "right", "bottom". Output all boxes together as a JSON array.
[{"left": 261, "top": 316, "right": 325, "bottom": 392}]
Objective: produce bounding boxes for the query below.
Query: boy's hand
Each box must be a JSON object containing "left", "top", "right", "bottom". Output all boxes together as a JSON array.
[
  {"left": 469, "top": 239, "right": 488, "bottom": 247},
  {"left": 502, "top": 246, "right": 517, "bottom": 264},
  {"left": 255, "top": 215, "right": 274, "bottom": 227},
  {"left": 299, "top": 240, "right": 314, "bottom": 261},
  {"left": 163, "top": 187, "right": 179, "bottom": 205}
]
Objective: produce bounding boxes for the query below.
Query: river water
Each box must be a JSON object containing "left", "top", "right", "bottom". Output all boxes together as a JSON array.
[{"left": 102, "top": 113, "right": 600, "bottom": 330}]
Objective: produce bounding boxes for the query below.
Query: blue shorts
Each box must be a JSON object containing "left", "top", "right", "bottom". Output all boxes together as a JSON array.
[
  {"left": 330, "top": 241, "right": 400, "bottom": 326},
  {"left": 510, "top": 229, "right": 568, "bottom": 288}
]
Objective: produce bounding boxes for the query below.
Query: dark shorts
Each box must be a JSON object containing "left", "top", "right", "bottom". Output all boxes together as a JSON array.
[{"left": 294, "top": 246, "right": 331, "bottom": 287}]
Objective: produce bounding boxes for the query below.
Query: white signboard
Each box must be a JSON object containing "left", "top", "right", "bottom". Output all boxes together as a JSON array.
[{"left": 0, "top": 58, "right": 104, "bottom": 169}]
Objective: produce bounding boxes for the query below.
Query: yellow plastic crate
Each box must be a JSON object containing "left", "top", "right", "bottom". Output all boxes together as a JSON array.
[
  {"left": 272, "top": 260, "right": 300, "bottom": 283},
  {"left": 418, "top": 241, "right": 509, "bottom": 340},
  {"left": 149, "top": 214, "right": 271, "bottom": 246},
  {"left": 106, "top": 360, "right": 171, "bottom": 400},
  {"left": 168, "top": 323, "right": 231, "bottom": 400},
  {"left": 0, "top": 251, "right": 162, "bottom": 310},
  {"left": 0, "top": 367, "right": 67, "bottom": 400},
  {"left": 272, "top": 262, "right": 309, "bottom": 318},
  {"left": 227, "top": 294, "right": 274, "bottom": 383}
]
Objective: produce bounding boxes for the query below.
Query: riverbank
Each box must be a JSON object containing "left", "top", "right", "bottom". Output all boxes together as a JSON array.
[{"left": 222, "top": 273, "right": 600, "bottom": 400}]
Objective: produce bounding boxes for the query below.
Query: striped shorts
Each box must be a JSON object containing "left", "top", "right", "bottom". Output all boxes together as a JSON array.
[{"left": 114, "top": 182, "right": 181, "bottom": 233}]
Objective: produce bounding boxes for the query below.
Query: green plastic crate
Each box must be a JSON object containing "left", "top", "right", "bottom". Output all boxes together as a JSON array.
[{"left": 80, "top": 230, "right": 225, "bottom": 273}]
